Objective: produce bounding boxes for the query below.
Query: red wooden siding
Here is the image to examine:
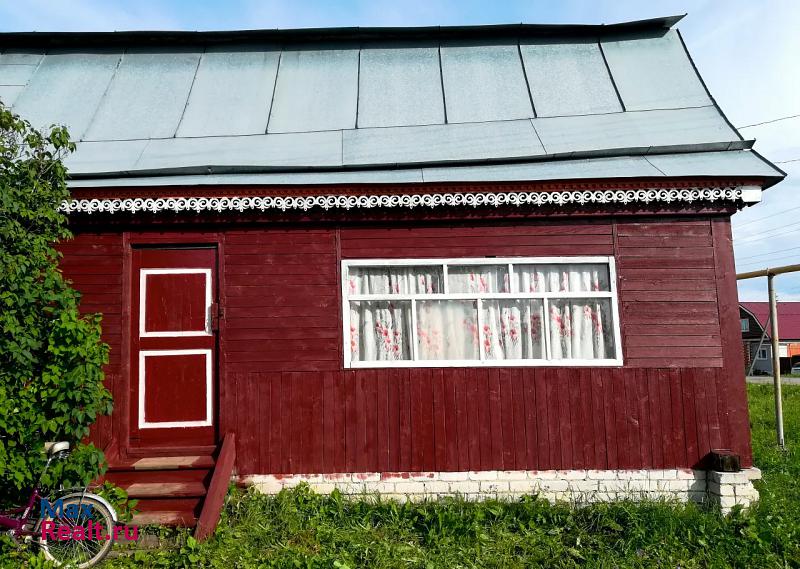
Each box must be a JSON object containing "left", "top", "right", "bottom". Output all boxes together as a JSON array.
[
  {"left": 339, "top": 223, "right": 614, "bottom": 259},
  {"left": 58, "top": 233, "right": 125, "bottom": 373},
  {"left": 58, "top": 234, "right": 124, "bottom": 452},
  {"left": 60, "top": 214, "right": 751, "bottom": 471},
  {"left": 224, "top": 229, "right": 340, "bottom": 374},
  {"left": 614, "top": 220, "right": 722, "bottom": 368},
  {"left": 231, "top": 367, "right": 730, "bottom": 474}
]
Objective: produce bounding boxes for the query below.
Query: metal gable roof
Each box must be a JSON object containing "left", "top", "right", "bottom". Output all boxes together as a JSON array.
[{"left": 0, "top": 16, "right": 785, "bottom": 186}]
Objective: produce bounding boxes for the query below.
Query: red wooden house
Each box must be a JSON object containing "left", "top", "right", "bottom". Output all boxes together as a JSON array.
[{"left": 0, "top": 15, "right": 785, "bottom": 523}]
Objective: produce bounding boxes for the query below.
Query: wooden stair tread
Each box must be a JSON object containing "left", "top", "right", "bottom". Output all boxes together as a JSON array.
[
  {"left": 124, "top": 481, "right": 207, "bottom": 498},
  {"left": 131, "top": 510, "right": 197, "bottom": 527},
  {"left": 129, "top": 455, "right": 215, "bottom": 470},
  {"left": 104, "top": 468, "right": 211, "bottom": 486}
]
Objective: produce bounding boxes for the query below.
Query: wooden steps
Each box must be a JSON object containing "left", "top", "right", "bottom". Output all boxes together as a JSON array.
[
  {"left": 105, "top": 455, "right": 215, "bottom": 528},
  {"left": 105, "top": 434, "right": 235, "bottom": 536},
  {"left": 130, "top": 510, "right": 199, "bottom": 526},
  {"left": 125, "top": 481, "right": 207, "bottom": 498},
  {"left": 129, "top": 455, "right": 215, "bottom": 470}
]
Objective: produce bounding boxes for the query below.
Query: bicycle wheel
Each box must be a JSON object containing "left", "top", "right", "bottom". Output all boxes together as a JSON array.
[{"left": 38, "top": 494, "right": 115, "bottom": 568}]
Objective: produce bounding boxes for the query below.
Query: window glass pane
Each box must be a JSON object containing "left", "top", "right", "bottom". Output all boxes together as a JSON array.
[
  {"left": 447, "top": 265, "right": 509, "bottom": 293},
  {"left": 417, "top": 300, "right": 479, "bottom": 360},
  {"left": 514, "top": 263, "right": 610, "bottom": 293},
  {"left": 349, "top": 300, "right": 412, "bottom": 362},
  {"left": 547, "top": 298, "right": 616, "bottom": 360},
  {"left": 347, "top": 266, "right": 443, "bottom": 296},
  {"left": 482, "top": 299, "right": 544, "bottom": 360}
]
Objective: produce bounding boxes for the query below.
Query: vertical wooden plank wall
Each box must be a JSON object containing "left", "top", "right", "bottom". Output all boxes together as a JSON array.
[
  {"left": 230, "top": 366, "right": 731, "bottom": 473},
  {"left": 63, "top": 216, "right": 752, "bottom": 473},
  {"left": 58, "top": 233, "right": 124, "bottom": 452}
]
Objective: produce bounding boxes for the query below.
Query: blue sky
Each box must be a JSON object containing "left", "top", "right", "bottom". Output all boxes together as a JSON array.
[{"left": 2, "top": 0, "right": 798, "bottom": 301}]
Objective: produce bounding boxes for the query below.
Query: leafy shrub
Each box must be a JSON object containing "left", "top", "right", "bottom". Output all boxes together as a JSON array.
[
  {"left": 97, "top": 481, "right": 138, "bottom": 523},
  {"left": 0, "top": 104, "right": 112, "bottom": 506}
]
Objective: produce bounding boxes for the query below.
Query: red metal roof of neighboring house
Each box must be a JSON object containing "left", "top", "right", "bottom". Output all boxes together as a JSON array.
[{"left": 741, "top": 302, "right": 800, "bottom": 340}]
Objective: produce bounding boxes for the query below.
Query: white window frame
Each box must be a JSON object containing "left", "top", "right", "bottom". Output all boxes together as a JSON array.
[
  {"left": 757, "top": 347, "right": 769, "bottom": 361},
  {"left": 342, "top": 256, "right": 624, "bottom": 368},
  {"left": 740, "top": 318, "right": 750, "bottom": 333}
]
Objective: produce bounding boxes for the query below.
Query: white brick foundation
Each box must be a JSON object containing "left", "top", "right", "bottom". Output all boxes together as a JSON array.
[
  {"left": 243, "top": 468, "right": 761, "bottom": 514},
  {"left": 706, "top": 469, "right": 762, "bottom": 513}
]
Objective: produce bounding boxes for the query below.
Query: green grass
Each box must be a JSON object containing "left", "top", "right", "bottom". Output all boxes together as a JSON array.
[{"left": 8, "top": 385, "right": 800, "bottom": 568}]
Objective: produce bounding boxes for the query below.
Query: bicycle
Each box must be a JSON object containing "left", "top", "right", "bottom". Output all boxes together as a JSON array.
[{"left": 0, "top": 441, "right": 118, "bottom": 568}]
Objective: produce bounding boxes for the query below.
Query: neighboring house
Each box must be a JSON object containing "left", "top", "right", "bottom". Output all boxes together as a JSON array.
[
  {"left": 740, "top": 302, "right": 800, "bottom": 374},
  {"left": 0, "top": 15, "right": 785, "bottom": 523}
]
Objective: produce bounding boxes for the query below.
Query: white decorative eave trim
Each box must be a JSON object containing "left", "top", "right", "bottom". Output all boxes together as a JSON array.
[{"left": 61, "top": 186, "right": 745, "bottom": 215}]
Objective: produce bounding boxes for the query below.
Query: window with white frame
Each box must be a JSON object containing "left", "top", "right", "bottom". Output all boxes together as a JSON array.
[
  {"left": 342, "top": 257, "right": 623, "bottom": 367},
  {"left": 740, "top": 318, "right": 750, "bottom": 332},
  {"left": 757, "top": 347, "right": 769, "bottom": 360}
]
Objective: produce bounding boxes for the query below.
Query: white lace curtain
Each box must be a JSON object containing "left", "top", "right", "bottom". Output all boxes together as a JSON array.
[
  {"left": 348, "top": 264, "right": 615, "bottom": 362},
  {"left": 515, "top": 264, "right": 611, "bottom": 360}
]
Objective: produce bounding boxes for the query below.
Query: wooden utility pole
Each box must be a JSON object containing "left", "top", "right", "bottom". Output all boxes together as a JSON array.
[{"left": 737, "top": 263, "right": 800, "bottom": 449}]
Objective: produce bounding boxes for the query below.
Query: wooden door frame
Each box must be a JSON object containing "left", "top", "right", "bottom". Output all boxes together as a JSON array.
[{"left": 118, "top": 231, "right": 226, "bottom": 460}]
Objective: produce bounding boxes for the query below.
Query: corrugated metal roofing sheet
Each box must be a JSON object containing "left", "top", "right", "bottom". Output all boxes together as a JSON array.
[
  {"left": 0, "top": 50, "right": 44, "bottom": 65},
  {"left": 422, "top": 155, "right": 662, "bottom": 183},
  {"left": 134, "top": 131, "right": 342, "bottom": 172},
  {"left": 70, "top": 168, "right": 426, "bottom": 187},
  {"left": 11, "top": 51, "right": 121, "bottom": 138},
  {"left": 0, "top": 18, "right": 785, "bottom": 186},
  {"left": 520, "top": 39, "right": 622, "bottom": 117},
  {"left": 0, "top": 50, "right": 41, "bottom": 106},
  {"left": 601, "top": 29, "right": 711, "bottom": 111},
  {"left": 64, "top": 139, "right": 148, "bottom": 174},
  {"left": 357, "top": 42, "right": 444, "bottom": 128},
  {"left": 531, "top": 106, "right": 739, "bottom": 155},
  {"left": 0, "top": 63, "right": 38, "bottom": 85},
  {"left": 645, "top": 151, "right": 783, "bottom": 178},
  {"left": 343, "top": 120, "right": 542, "bottom": 166},
  {"left": 83, "top": 48, "right": 201, "bottom": 141},
  {"left": 440, "top": 40, "right": 533, "bottom": 122},
  {"left": 0, "top": 85, "right": 24, "bottom": 106},
  {"left": 65, "top": 150, "right": 778, "bottom": 187},
  {"left": 176, "top": 45, "right": 280, "bottom": 137},
  {"left": 267, "top": 45, "right": 359, "bottom": 133}
]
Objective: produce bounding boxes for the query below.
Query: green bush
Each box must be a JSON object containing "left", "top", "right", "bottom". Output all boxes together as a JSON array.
[{"left": 0, "top": 104, "right": 112, "bottom": 505}]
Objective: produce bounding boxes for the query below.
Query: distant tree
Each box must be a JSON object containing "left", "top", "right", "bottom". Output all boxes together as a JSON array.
[{"left": 0, "top": 104, "right": 112, "bottom": 505}]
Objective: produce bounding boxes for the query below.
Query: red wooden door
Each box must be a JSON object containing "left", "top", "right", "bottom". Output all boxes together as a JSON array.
[{"left": 130, "top": 247, "right": 218, "bottom": 449}]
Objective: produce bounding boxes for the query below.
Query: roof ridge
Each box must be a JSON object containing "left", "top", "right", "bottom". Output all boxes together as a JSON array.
[{"left": 0, "top": 16, "right": 684, "bottom": 47}]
